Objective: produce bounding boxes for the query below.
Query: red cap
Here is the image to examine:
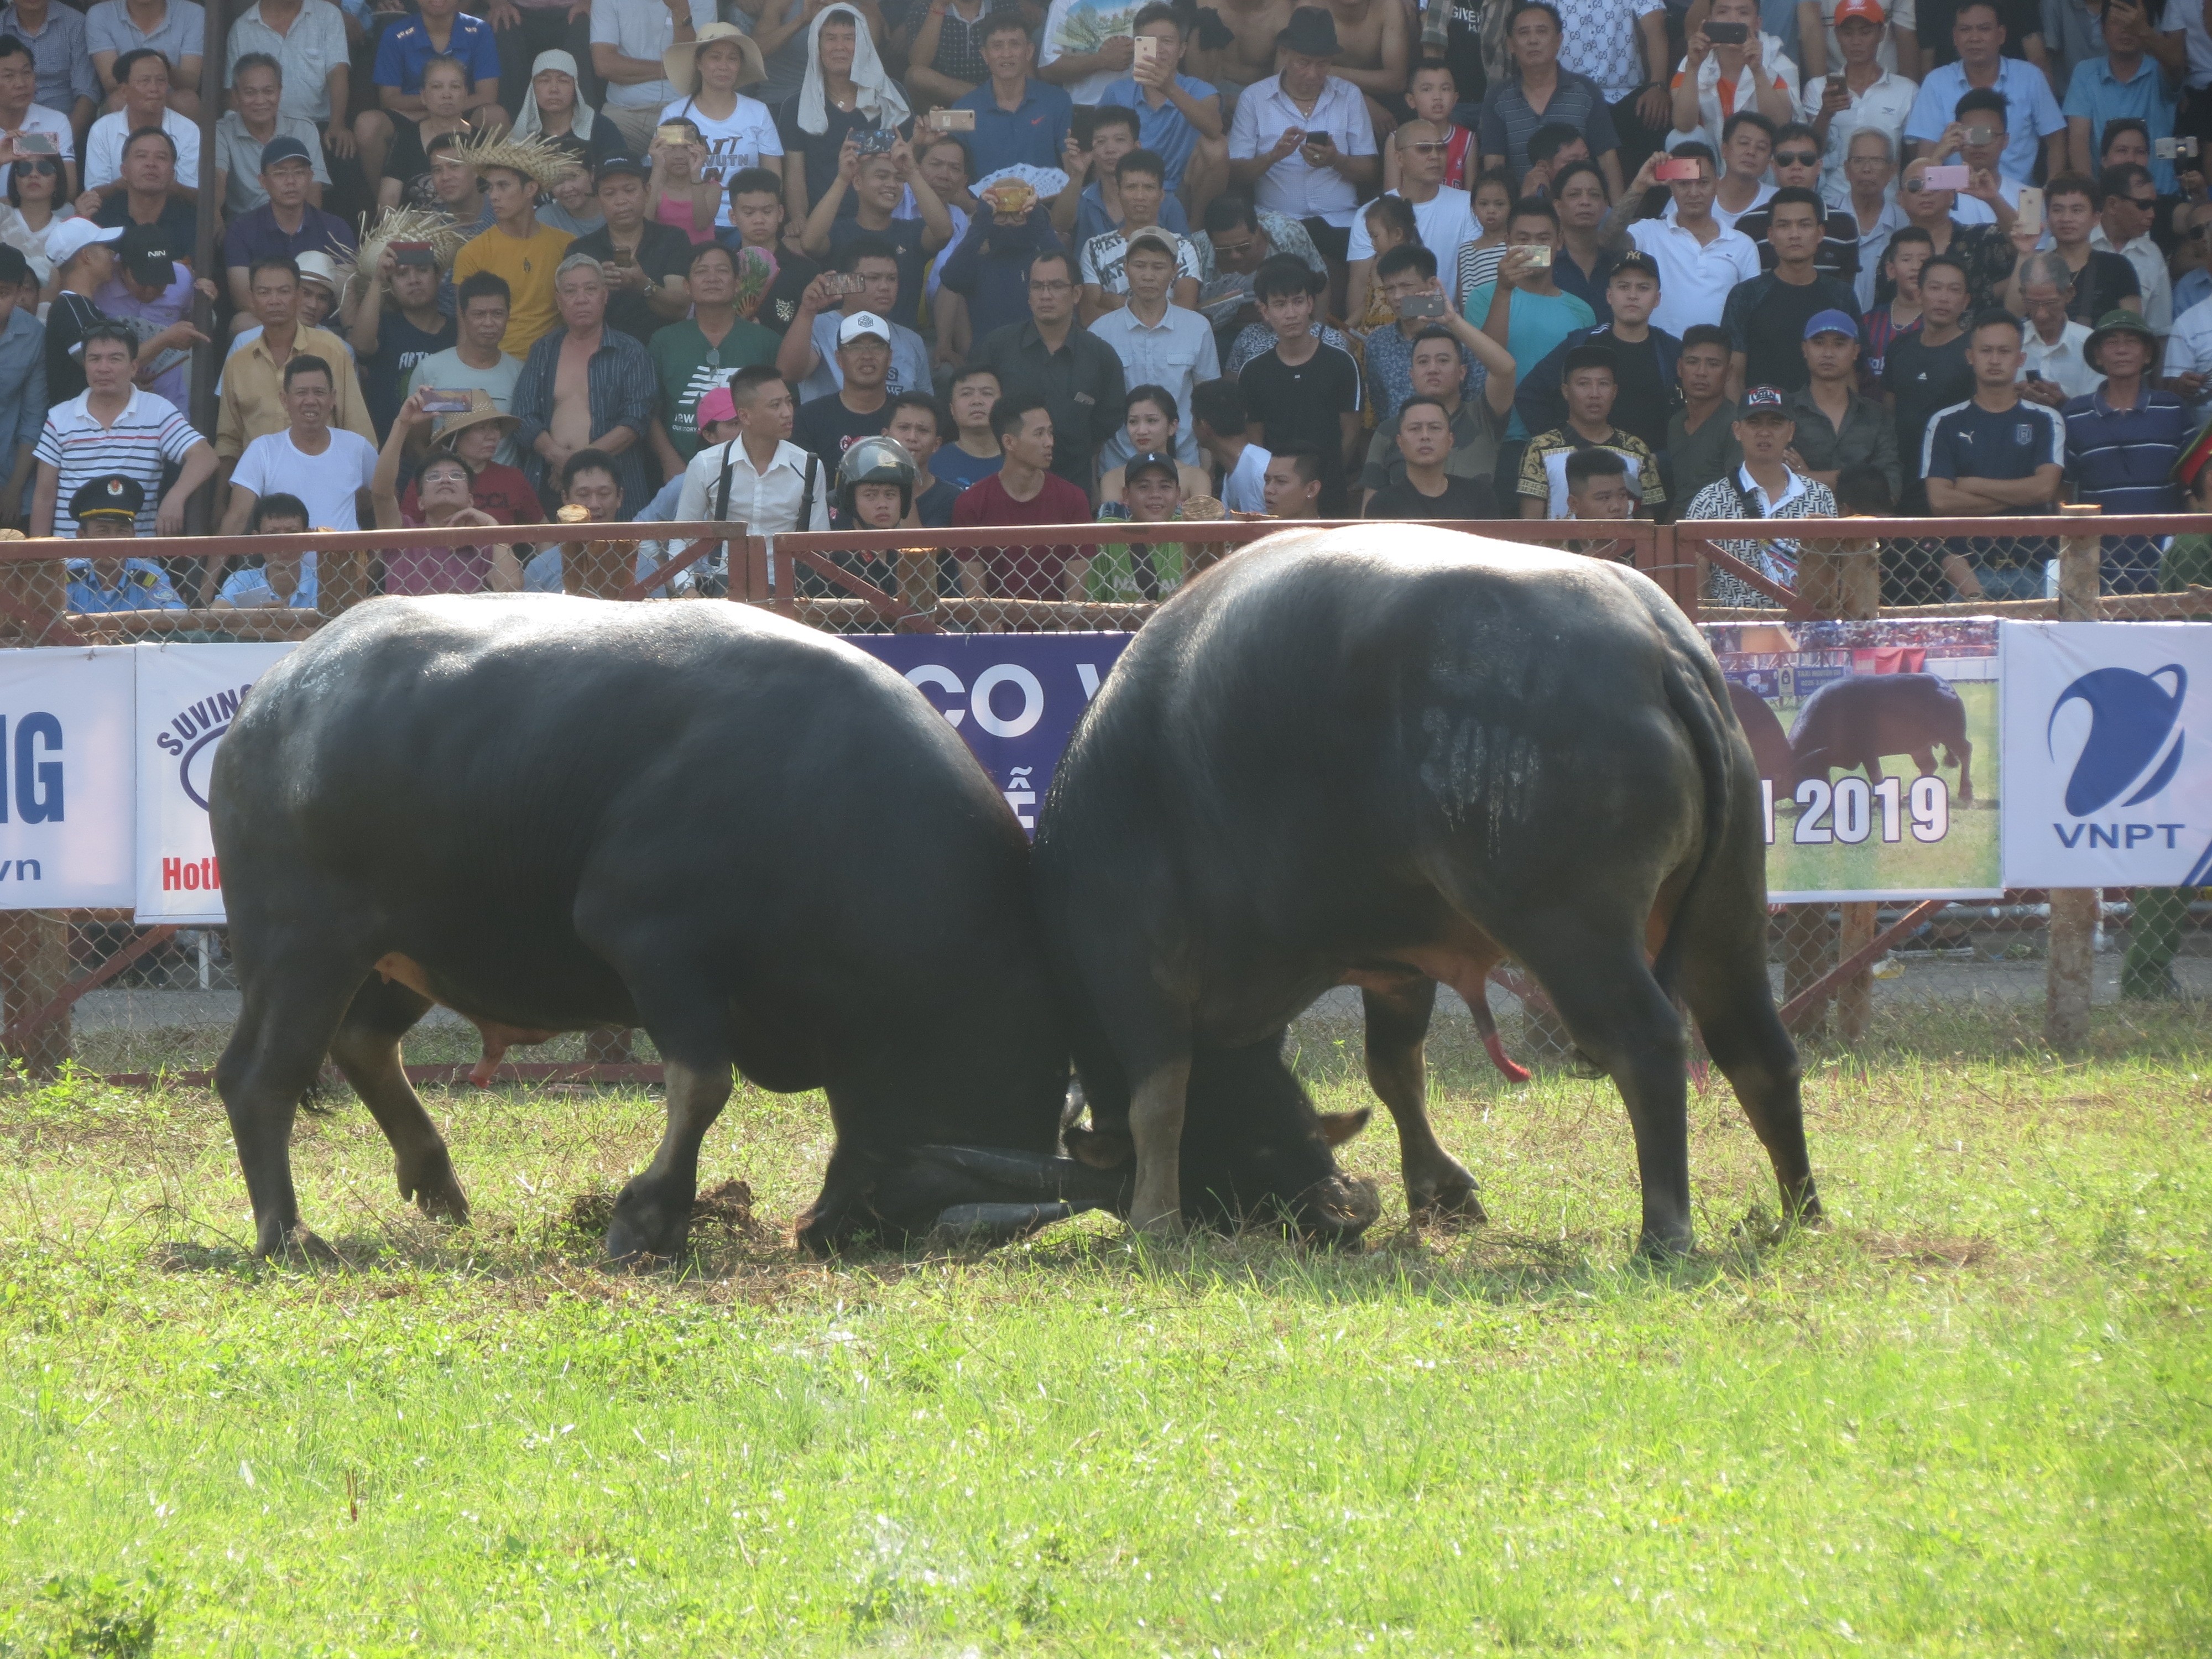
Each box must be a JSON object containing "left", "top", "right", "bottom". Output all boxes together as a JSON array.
[{"left": 1833, "top": 0, "right": 1886, "bottom": 22}]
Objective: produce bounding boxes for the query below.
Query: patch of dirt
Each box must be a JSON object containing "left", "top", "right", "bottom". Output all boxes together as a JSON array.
[
  {"left": 1858, "top": 1233, "right": 1992, "bottom": 1269},
  {"left": 559, "top": 1178, "right": 770, "bottom": 1247}
]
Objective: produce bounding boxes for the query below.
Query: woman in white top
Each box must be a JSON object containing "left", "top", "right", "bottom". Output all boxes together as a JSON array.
[
  {"left": 661, "top": 23, "right": 781, "bottom": 229},
  {"left": 0, "top": 150, "right": 75, "bottom": 298}
]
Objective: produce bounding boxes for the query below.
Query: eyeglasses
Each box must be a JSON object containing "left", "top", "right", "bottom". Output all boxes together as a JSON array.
[
  {"left": 420, "top": 467, "right": 470, "bottom": 485},
  {"left": 2126, "top": 193, "right": 2158, "bottom": 209},
  {"left": 1029, "top": 278, "right": 1073, "bottom": 291},
  {"left": 1775, "top": 150, "right": 1819, "bottom": 166}
]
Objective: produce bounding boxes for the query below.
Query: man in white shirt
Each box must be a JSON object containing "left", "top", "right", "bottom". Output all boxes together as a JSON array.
[
  {"left": 217, "top": 351, "right": 378, "bottom": 533},
  {"left": 1826, "top": 126, "right": 1909, "bottom": 308},
  {"left": 1901, "top": 0, "right": 2065, "bottom": 182},
  {"left": 1089, "top": 227, "right": 1221, "bottom": 468},
  {"left": 1345, "top": 120, "right": 1478, "bottom": 324},
  {"left": 673, "top": 365, "right": 832, "bottom": 535},
  {"left": 1192, "top": 375, "right": 1270, "bottom": 510},
  {"left": 2011, "top": 251, "right": 2099, "bottom": 404},
  {"left": 1801, "top": 0, "right": 1916, "bottom": 196},
  {"left": 1224, "top": 6, "right": 1379, "bottom": 262},
  {"left": 1608, "top": 143, "right": 1763, "bottom": 336},
  {"left": 83, "top": 48, "right": 199, "bottom": 189},
  {"left": 2089, "top": 161, "right": 2172, "bottom": 331},
  {"left": 32, "top": 321, "right": 216, "bottom": 536}
]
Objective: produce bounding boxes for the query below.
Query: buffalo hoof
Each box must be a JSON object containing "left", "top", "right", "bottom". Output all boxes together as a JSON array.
[
  {"left": 397, "top": 1151, "right": 470, "bottom": 1225},
  {"left": 1407, "top": 1176, "right": 1487, "bottom": 1226},
  {"left": 1632, "top": 1228, "right": 1696, "bottom": 1262},
  {"left": 259, "top": 1220, "right": 340, "bottom": 1265},
  {"left": 603, "top": 1186, "right": 691, "bottom": 1266}
]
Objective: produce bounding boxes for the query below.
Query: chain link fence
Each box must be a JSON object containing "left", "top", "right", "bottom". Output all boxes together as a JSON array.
[{"left": 1, "top": 512, "right": 2200, "bottom": 1079}]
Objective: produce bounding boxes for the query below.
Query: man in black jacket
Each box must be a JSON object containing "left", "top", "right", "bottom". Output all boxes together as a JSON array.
[{"left": 1514, "top": 252, "right": 1679, "bottom": 457}]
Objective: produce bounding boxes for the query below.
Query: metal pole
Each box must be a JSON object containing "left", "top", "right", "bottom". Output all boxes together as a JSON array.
[{"left": 2046, "top": 503, "right": 2104, "bottom": 1053}]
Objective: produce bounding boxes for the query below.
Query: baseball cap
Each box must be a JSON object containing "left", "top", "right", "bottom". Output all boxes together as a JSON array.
[
  {"left": 45, "top": 218, "right": 123, "bottom": 269},
  {"left": 696, "top": 384, "right": 739, "bottom": 429},
  {"left": 70, "top": 474, "right": 145, "bottom": 523},
  {"left": 1740, "top": 384, "right": 1791, "bottom": 415},
  {"left": 1125, "top": 450, "right": 1178, "bottom": 482},
  {"left": 259, "top": 135, "right": 315, "bottom": 171},
  {"left": 837, "top": 311, "right": 892, "bottom": 348},
  {"left": 115, "top": 222, "right": 175, "bottom": 286},
  {"left": 1832, "top": 0, "right": 1885, "bottom": 22},
  {"left": 1803, "top": 308, "right": 1858, "bottom": 341},
  {"left": 596, "top": 156, "right": 650, "bottom": 186},
  {"left": 1610, "top": 251, "right": 1662, "bottom": 285},
  {"left": 1125, "top": 225, "right": 1181, "bottom": 262}
]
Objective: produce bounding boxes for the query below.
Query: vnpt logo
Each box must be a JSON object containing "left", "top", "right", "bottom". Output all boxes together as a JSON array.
[
  {"left": 2047, "top": 663, "right": 2208, "bottom": 878},
  {"left": 154, "top": 683, "right": 254, "bottom": 810}
]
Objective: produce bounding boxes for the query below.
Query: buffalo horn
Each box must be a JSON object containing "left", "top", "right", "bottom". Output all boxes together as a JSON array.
[{"left": 926, "top": 1201, "right": 1076, "bottom": 1251}]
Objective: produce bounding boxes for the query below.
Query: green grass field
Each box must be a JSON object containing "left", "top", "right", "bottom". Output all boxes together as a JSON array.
[
  {"left": 3, "top": 997, "right": 2209, "bottom": 1657},
  {"left": 1767, "top": 681, "right": 2000, "bottom": 897}
]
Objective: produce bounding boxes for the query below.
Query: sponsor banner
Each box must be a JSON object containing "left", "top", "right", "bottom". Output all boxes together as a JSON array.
[
  {"left": 133, "top": 643, "right": 298, "bottom": 924},
  {"left": 1703, "top": 619, "right": 2001, "bottom": 902},
  {"left": 2000, "top": 621, "right": 2212, "bottom": 889},
  {"left": 851, "top": 634, "right": 1134, "bottom": 833},
  {"left": 0, "top": 648, "right": 136, "bottom": 910}
]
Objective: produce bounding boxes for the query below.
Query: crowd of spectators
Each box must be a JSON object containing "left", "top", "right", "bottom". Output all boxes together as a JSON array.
[{"left": 3, "top": 0, "right": 2211, "bottom": 609}]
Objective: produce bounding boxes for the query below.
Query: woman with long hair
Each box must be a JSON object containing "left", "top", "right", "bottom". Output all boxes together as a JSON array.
[
  {"left": 659, "top": 23, "right": 780, "bottom": 229},
  {"left": 1, "top": 146, "right": 74, "bottom": 299}
]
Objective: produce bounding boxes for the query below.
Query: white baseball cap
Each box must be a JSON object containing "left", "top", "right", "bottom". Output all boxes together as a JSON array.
[
  {"left": 46, "top": 218, "right": 124, "bottom": 268},
  {"left": 837, "top": 311, "right": 892, "bottom": 348}
]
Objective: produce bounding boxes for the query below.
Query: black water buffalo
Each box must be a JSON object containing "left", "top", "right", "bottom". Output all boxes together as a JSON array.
[
  {"left": 1727, "top": 679, "right": 1797, "bottom": 796},
  {"left": 211, "top": 596, "right": 1127, "bottom": 1262},
  {"left": 1789, "top": 672, "right": 1973, "bottom": 805},
  {"left": 1034, "top": 528, "right": 1820, "bottom": 1257}
]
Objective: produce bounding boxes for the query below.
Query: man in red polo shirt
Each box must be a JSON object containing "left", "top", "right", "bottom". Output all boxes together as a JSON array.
[{"left": 950, "top": 395, "right": 1094, "bottom": 599}]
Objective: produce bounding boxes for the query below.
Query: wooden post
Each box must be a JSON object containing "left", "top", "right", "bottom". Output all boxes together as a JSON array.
[
  {"left": 0, "top": 911, "right": 73, "bottom": 1076},
  {"left": 893, "top": 547, "right": 938, "bottom": 632},
  {"left": 1797, "top": 534, "right": 1884, "bottom": 1040},
  {"left": 316, "top": 546, "right": 373, "bottom": 617},
  {"left": 2046, "top": 504, "right": 2104, "bottom": 1052}
]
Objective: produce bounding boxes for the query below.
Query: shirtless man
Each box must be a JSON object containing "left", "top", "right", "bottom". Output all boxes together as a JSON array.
[
  {"left": 1192, "top": 0, "right": 1296, "bottom": 108},
  {"left": 1323, "top": 0, "right": 1407, "bottom": 135}
]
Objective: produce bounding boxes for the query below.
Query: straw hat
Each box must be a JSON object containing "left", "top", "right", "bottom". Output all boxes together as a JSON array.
[
  {"left": 445, "top": 126, "right": 577, "bottom": 190},
  {"left": 430, "top": 389, "right": 521, "bottom": 448},
  {"left": 664, "top": 22, "right": 766, "bottom": 95}
]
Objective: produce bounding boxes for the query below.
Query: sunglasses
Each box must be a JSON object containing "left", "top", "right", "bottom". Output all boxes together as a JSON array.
[
  {"left": 1406, "top": 140, "right": 1449, "bottom": 154},
  {"left": 1775, "top": 150, "right": 1819, "bottom": 166},
  {"left": 13, "top": 158, "right": 60, "bottom": 177}
]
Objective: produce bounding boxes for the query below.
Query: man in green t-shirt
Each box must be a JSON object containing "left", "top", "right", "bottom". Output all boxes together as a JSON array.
[{"left": 648, "top": 241, "right": 781, "bottom": 461}]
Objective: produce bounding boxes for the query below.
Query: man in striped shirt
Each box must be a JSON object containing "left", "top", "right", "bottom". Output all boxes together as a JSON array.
[
  {"left": 2062, "top": 309, "right": 2188, "bottom": 593},
  {"left": 30, "top": 321, "right": 215, "bottom": 538}
]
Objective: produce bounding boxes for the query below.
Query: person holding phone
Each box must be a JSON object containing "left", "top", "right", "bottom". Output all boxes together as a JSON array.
[
  {"left": 1668, "top": 0, "right": 1798, "bottom": 157},
  {"left": 1802, "top": 0, "right": 1917, "bottom": 197},
  {"left": 1223, "top": 7, "right": 1378, "bottom": 268},
  {"left": 1359, "top": 320, "right": 1517, "bottom": 512},
  {"left": 2060, "top": 0, "right": 2181, "bottom": 192},
  {"left": 1343, "top": 121, "right": 1480, "bottom": 327},
  {"left": 1363, "top": 242, "right": 1498, "bottom": 420},
  {"left": 1901, "top": 0, "right": 2064, "bottom": 183}
]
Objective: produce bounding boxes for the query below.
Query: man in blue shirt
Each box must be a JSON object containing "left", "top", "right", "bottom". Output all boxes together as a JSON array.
[
  {"left": 373, "top": 0, "right": 506, "bottom": 126},
  {"left": 62, "top": 476, "right": 186, "bottom": 611},
  {"left": 2062, "top": 309, "right": 2188, "bottom": 592},
  {"left": 1094, "top": 3, "right": 1223, "bottom": 202},
  {"left": 1903, "top": 1, "right": 2066, "bottom": 184},
  {"left": 2060, "top": 0, "right": 2178, "bottom": 194},
  {"left": 951, "top": 13, "right": 1074, "bottom": 176},
  {"left": 1922, "top": 307, "right": 2066, "bottom": 600}
]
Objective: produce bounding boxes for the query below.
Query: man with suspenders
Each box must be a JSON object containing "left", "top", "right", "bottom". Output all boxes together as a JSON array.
[{"left": 672, "top": 364, "right": 831, "bottom": 593}]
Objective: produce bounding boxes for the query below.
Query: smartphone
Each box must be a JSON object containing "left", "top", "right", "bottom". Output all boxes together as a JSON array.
[
  {"left": 1521, "top": 244, "right": 1552, "bottom": 268},
  {"left": 655, "top": 123, "right": 693, "bottom": 148},
  {"left": 2025, "top": 369, "right": 2043, "bottom": 383},
  {"left": 2015, "top": 185, "right": 2043, "bottom": 235},
  {"left": 1655, "top": 156, "right": 1702, "bottom": 181},
  {"left": 1964, "top": 124, "right": 1995, "bottom": 146},
  {"left": 1302, "top": 130, "right": 1334, "bottom": 151},
  {"left": 833, "top": 272, "right": 870, "bottom": 294},
  {"left": 390, "top": 238, "right": 435, "bottom": 267},
  {"left": 420, "top": 389, "right": 472, "bottom": 414},
  {"left": 1133, "top": 33, "right": 1161, "bottom": 69},
  {"left": 1923, "top": 164, "right": 1971, "bottom": 189},
  {"left": 12, "top": 131, "right": 59, "bottom": 156},
  {"left": 927, "top": 107, "right": 976, "bottom": 131},
  {"left": 1395, "top": 293, "right": 1447, "bottom": 319},
  {"left": 1704, "top": 20, "right": 1748, "bottom": 43},
  {"left": 2157, "top": 135, "right": 2201, "bottom": 159},
  {"left": 611, "top": 244, "right": 635, "bottom": 267},
  {"left": 855, "top": 127, "right": 898, "bottom": 155}
]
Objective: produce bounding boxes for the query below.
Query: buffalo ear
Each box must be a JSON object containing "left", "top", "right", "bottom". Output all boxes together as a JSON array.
[
  {"left": 1316, "top": 1107, "right": 1373, "bottom": 1147},
  {"left": 1064, "top": 1124, "right": 1134, "bottom": 1169}
]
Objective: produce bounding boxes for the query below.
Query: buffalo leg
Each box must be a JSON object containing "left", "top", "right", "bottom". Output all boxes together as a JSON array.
[
  {"left": 1361, "top": 978, "right": 1483, "bottom": 1222},
  {"left": 1522, "top": 935, "right": 1694, "bottom": 1256},
  {"left": 604, "top": 1058, "right": 733, "bottom": 1262},
  {"left": 213, "top": 947, "right": 375, "bottom": 1261},
  {"left": 1128, "top": 1056, "right": 1192, "bottom": 1234},
  {"left": 326, "top": 975, "right": 468, "bottom": 1225}
]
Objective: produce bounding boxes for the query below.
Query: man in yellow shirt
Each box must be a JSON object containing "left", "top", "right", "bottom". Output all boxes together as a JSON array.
[
  {"left": 216, "top": 257, "right": 376, "bottom": 465},
  {"left": 450, "top": 145, "right": 572, "bottom": 359}
]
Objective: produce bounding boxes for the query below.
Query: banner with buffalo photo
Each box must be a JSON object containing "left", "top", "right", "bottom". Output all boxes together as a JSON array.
[
  {"left": 133, "top": 643, "right": 299, "bottom": 925},
  {"left": 2000, "top": 622, "right": 2212, "bottom": 890},
  {"left": 852, "top": 634, "right": 1134, "bottom": 835},
  {"left": 1702, "top": 619, "right": 2002, "bottom": 903}
]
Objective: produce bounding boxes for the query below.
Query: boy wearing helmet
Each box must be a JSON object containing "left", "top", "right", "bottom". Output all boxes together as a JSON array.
[{"left": 805, "top": 435, "right": 920, "bottom": 612}]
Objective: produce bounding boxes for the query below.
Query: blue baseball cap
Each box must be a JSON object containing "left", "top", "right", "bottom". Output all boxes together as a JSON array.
[
  {"left": 1803, "top": 308, "right": 1859, "bottom": 341},
  {"left": 259, "top": 135, "right": 314, "bottom": 171}
]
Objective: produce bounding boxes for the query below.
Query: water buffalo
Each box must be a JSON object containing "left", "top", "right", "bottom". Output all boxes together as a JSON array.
[
  {"left": 1726, "top": 678, "right": 1796, "bottom": 796},
  {"left": 210, "top": 596, "right": 1120, "bottom": 1262},
  {"left": 1034, "top": 528, "right": 1820, "bottom": 1258},
  {"left": 1789, "top": 672, "right": 1973, "bottom": 805}
]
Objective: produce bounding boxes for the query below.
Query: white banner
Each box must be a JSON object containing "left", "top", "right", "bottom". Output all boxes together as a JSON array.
[
  {"left": 2001, "top": 622, "right": 2212, "bottom": 889},
  {"left": 133, "top": 643, "right": 299, "bottom": 924},
  {"left": 0, "top": 648, "right": 137, "bottom": 909}
]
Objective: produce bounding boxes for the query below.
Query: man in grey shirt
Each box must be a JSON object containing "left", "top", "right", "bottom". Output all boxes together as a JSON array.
[
  {"left": 403, "top": 272, "right": 527, "bottom": 465},
  {"left": 87, "top": 0, "right": 207, "bottom": 117}
]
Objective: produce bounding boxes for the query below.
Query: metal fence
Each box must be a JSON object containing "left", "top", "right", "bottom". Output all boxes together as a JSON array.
[{"left": 5, "top": 508, "right": 2201, "bottom": 1081}]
